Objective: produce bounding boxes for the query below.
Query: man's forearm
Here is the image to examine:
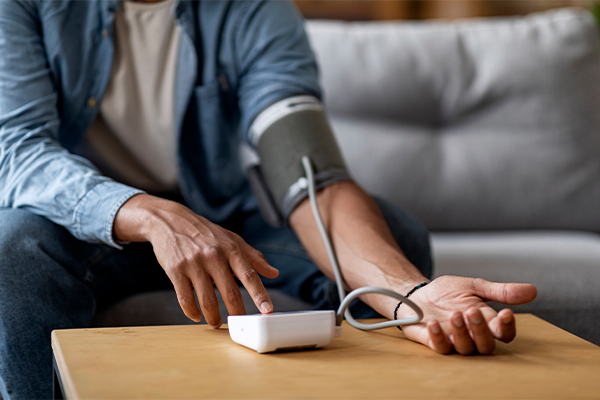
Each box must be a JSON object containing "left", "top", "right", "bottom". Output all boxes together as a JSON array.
[{"left": 289, "top": 181, "right": 428, "bottom": 318}]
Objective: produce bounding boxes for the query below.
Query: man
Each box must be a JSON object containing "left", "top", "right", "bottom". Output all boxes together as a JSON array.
[{"left": 0, "top": 0, "right": 537, "bottom": 398}]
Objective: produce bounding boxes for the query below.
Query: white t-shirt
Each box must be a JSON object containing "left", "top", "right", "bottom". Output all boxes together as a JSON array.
[{"left": 85, "top": 0, "right": 181, "bottom": 192}]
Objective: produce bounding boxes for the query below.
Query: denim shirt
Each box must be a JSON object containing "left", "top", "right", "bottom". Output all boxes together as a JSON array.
[{"left": 0, "top": 0, "right": 321, "bottom": 247}]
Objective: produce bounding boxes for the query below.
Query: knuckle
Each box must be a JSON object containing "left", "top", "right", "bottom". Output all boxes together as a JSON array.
[
  {"left": 169, "top": 261, "right": 187, "bottom": 275},
  {"left": 473, "top": 277, "right": 488, "bottom": 292},
  {"left": 227, "top": 231, "right": 243, "bottom": 242},
  {"left": 224, "top": 289, "right": 242, "bottom": 306},
  {"left": 238, "top": 267, "right": 258, "bottom": 283},
  {"left": 222, "top": 240, "right": 240, "bottom": 256},
  {"left": 255, "top": 249, "right": 267, "bottom": 260},
  {"left": 502, "top": 284, "right": 509, "bottom": 302},
  {"left": 177, "top": 295, "right": 195, "bottom": 309},
  {"left": 199, "top": 294, "right": 219, "bottom": 311},
  {"left": 202, "top": 245, "right": 222, "bottom": 261}
]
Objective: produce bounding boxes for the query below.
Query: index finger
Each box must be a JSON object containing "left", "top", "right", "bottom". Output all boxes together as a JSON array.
[{"left": 228, "top": 250, "right": 273, "bottom": 314}]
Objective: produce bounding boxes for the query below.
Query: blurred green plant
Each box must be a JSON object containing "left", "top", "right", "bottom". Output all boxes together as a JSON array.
[{"left": 591, "top": 1, "right": 600, "bottom": 28}]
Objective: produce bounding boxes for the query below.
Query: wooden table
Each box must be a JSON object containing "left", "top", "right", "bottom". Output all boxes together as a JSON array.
[{"left": 52, "top": 314, "right": 600, "bottom": 399}]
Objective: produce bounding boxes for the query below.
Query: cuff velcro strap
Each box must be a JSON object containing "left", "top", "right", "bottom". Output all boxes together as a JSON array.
[{"left": 281, "top": 168, "right": 352, "bottom": 221}]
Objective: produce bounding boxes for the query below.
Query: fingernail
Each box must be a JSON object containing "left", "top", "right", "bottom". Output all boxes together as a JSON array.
[
  {"left": 469, "top": 312, "right": 483, "bottom": 325},
  {"left": 430, "top": 323, "right": 440, "bottom": 335},
  {"left": 452, "top": 317, "right": 464, "bottom": 328},
  {"left": 502, "top": 313, "right": 513, "bottom": 324},
  {"left": 260, "top": 302, "right": 272, "bottom": 314}
]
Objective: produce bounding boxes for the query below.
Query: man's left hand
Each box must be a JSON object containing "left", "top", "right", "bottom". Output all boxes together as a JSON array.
[{"left": 396, "top": 275, "right": 537, "bottom": 355}]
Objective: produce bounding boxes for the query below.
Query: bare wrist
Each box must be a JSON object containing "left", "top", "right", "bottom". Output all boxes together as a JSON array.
[{"left": 113, "top": 193, "right": 164, "bottom": 243}]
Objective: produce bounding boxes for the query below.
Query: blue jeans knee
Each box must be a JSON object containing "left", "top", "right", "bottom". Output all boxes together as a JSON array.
[{"left": 0, "top": 209, "right": 98, "bottom": 399}]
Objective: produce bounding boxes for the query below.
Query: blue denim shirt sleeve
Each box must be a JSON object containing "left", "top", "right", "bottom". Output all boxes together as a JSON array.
[
  {"left": 0, "top": 1, "right": 143, "bottom": 248},
  {"left": 233, "top": 1, "right": 323, "bottom": 141}
]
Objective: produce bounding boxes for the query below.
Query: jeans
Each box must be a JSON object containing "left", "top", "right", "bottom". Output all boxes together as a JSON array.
[{"left": 0, "top": 199, "right": 431, "bottom": 399}]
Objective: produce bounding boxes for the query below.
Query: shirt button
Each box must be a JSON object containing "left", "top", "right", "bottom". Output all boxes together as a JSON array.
[
  {"left": 87, "top": 97, "right": 98, "bottom": 108},
  {"left": 102, "top": 29, "right": 109, "bottom": 38}
]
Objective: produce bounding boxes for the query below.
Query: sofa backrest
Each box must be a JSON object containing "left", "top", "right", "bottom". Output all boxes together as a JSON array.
[{"left": 306, "top": 9, "right": 600, "bottom": 232}]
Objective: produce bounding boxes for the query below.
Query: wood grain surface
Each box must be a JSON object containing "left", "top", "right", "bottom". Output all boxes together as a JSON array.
[{"left": 52, "top": 314, "right": 600, "bottom": 399}]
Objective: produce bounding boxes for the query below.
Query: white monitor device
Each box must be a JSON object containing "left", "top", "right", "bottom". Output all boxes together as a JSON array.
[{"left": 228, "top": 311, "right": 340, "bottom": 353}]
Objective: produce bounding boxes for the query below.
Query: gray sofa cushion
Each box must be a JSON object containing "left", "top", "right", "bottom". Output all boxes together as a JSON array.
[
  {"left": 431, "top": 231, "right": 600, "bottom": 344},
  {"left": 306, "top": 9, "right": 600, "bottom": 231}
]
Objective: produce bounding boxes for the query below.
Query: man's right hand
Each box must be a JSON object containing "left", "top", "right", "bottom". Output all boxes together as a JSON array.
[{"left": 113, "top": 194, "right": 279, "bottom": 328}]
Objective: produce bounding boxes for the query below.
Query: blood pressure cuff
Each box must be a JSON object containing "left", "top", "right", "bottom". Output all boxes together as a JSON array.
[{"left": 245, "top": 96, "right": 352, "bottom": 227}]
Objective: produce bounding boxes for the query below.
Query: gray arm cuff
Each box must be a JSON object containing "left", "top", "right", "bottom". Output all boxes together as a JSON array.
[{"left": 253, "top": 96, "right": 352, "bottom": 221}]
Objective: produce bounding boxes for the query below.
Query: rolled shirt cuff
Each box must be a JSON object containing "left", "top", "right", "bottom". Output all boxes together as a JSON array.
[{"left": 74, "top": 181, "right": 145, "bottom": 249}]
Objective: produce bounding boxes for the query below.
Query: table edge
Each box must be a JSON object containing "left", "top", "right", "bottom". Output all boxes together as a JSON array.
[{"left": 52, "top": 330, "right": 80, "bottom": 400}]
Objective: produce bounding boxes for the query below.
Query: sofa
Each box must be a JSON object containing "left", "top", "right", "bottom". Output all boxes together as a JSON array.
[{"left": 94, "top": 8, "right": 600, "bottom": 346}]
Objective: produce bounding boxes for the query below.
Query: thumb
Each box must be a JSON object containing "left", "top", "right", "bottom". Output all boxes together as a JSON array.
[{"left": 472, "top": 279, "right": 537, "bottom": 305}]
